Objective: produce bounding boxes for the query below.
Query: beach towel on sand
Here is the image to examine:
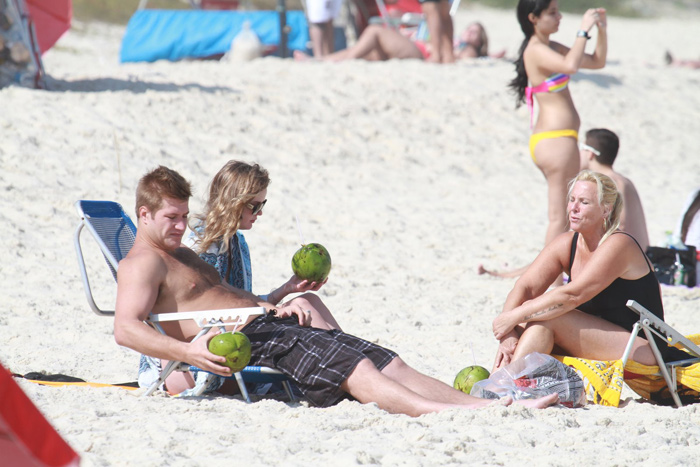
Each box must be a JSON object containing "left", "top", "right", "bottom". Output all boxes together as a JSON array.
[
  {"left": 12, "top": 372, "right": 138, "bottom": 390},
  {"left": 554, "top": 334, "right": 700, "bottom": 407}
]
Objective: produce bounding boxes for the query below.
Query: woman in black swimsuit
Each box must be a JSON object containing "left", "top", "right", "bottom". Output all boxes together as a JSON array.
[{"left": 491, "top": 170, "right": 683, "bottom": 371}]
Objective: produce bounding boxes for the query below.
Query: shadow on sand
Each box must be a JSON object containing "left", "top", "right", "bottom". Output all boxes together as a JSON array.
[{"left": 44, "top": 76, "right": 239, "bottom": 94}]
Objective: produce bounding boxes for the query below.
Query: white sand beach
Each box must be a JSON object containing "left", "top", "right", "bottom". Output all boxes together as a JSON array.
[{"left": 2, "top": 4, "right": 700, "bottom": 465}]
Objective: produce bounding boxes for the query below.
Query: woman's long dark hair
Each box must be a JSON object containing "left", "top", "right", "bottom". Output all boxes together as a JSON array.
[{"left": 508, "top": 0, "right": 553, "bottom": 107}]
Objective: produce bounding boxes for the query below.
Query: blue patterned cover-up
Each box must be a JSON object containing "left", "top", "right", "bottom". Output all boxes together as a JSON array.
[{"left": 185, "top": 226, "right": 253, "bottom": 293}]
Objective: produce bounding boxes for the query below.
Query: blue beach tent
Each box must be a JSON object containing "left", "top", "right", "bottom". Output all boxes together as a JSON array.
[{"left": 120, "top": 9, "right": 309, "bottom": 63}]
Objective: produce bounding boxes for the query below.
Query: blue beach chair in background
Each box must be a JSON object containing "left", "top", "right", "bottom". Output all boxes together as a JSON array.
[{"left": 73, "top": 200, "right": 295, "bottom": 402}]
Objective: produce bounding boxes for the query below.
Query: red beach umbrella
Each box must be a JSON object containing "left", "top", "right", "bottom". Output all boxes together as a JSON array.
[{"left": 24, "top": 0, "right": 72, "bottom": 54}]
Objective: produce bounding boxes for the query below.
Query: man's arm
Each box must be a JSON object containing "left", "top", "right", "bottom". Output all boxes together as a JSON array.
[
  {"left": 220, "top": 280, "right": 312, "bottom": 326},
  {"left": 494, "top": 233, "right": 638, "bottom": 341},
  {"left": 114, "top": 250, "right": 233, "bottom": 377},
  {"left": 492, "top": 232, "right": 572, "bottom": 370}
]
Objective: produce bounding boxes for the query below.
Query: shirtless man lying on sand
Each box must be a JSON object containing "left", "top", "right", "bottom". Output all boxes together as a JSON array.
[{"left": 114, "top": 165, "right": 558, "bottom": 416}]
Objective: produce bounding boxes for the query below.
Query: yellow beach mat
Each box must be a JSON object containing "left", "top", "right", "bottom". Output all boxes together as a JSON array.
[
  {"left": 12, "top": 372, "right": 139, "bottom": 390},
  {"left": 554, "top": 334, "right": 700, "bottom": 407}
]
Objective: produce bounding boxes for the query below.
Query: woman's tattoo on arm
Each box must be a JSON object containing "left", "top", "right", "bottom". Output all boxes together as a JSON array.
[{"left": 524, "top": 303, "right": 563, "bottom": 321}]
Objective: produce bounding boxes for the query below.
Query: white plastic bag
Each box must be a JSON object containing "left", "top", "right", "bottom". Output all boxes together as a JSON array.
[
  {"left": 225, "top": 21, "right": 262, "bottom": 62},
  {"left": 470, "top": 352, "right": 587, "bottom": 408}
]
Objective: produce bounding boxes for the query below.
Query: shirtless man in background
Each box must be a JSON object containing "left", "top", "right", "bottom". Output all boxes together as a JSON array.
[{"left": 579, "top": 128, "right": 650, "bottom": 251}]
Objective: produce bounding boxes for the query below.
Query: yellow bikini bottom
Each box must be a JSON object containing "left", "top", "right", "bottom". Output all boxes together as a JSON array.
[{"left": 529, "top": 129, "right": 579, "bottom": 163}]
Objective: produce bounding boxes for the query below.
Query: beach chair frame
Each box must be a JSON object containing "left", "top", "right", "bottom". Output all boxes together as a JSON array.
[
  {"left": 73, "top": 200, "right": 135, "bottom": 317},
  {"left": 73, "top": 200, "right": 295, "bottom": 402},
  {"left": 621, "top": 300, "right": 700, "bottom": 407}
]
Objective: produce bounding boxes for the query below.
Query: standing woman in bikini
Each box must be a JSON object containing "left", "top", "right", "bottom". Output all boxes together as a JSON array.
[{"left": 510, "top": 0, "right": 607, "bottom": 251}]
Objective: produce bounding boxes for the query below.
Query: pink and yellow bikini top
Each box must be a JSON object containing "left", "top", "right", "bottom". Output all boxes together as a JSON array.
[{"left": 525, "top": 72, "right": 570, "bottom": 127}]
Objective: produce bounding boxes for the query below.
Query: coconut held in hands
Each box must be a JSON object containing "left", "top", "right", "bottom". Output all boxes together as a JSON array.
[{"left": 291, "top": 243, "right": 332, "bottom": 282}]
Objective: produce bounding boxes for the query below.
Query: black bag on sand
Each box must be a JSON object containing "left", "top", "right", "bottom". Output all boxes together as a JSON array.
[{"left": 646, "top": 245, "right": 697, "bottom": 287}]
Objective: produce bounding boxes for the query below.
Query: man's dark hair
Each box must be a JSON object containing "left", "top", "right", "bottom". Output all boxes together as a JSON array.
[{"left": 585, "top": 128, "right": 620, "bottom": 166}]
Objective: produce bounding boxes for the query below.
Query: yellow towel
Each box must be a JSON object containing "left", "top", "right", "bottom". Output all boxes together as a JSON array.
[
  {"left": 554, "top": 334, "right": 700, "bottom": 407},
  {"left": 553, "top": 356, "right": 625, "bottom": 406}
]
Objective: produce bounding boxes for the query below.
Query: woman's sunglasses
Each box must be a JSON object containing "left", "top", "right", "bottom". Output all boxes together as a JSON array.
[{"left": 245, "top": 199, "right": 267, "bottom": 215}]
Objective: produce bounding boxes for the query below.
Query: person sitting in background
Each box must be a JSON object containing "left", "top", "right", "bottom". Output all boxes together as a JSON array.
[
  {"left": 491, "top": 170, "right": 688, "bottom": 371},
  {"left": 454, "top": 22, "right": 506, "bottom": 59},
  {"left": 293, "top": 22, "right": 501, "bottom": 62},
  {"left": 673, "top": 188, "right": 700, "bottom": 286},
  {"left": 295, "top": 23, "right": 424, "bottom": 61},
  {"left": 579, "top": 128, "right": 650, "bottom": 252},
  {"left": 676, "top": 189, "right": 700, "bottom": 247},
  {"left": 665, "top": 51, "right": 700, "bottom": 69}
]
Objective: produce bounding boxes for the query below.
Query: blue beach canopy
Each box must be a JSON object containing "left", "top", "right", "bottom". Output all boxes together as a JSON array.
[{"left": 120, "top": 9, "right": 309, "bottom": 63}]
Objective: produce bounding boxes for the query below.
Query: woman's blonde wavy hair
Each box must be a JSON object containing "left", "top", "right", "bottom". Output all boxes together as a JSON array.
[
  {"left": 567, "top": 170, "right": 623, "bottom": 245},
  {"left": 193, "top": 160, "right": 270, "bottom": 254}
]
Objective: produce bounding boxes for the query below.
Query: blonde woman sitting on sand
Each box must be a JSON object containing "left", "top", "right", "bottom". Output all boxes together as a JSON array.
[
  {"left": 293, "top": 22, "right": 503, "bottom": 62},
  {"left": 186, "top": 160, "right": 341, "bottom": 331},
  {"left": 491, "top": 170, "right": 688, "bottom": 371}
]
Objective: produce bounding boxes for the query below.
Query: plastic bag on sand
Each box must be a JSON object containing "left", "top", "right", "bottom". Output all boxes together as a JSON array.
[
  {"left": 225, "top": 21, "right": 262, "bottom": 62},
  {"left": 471, "top": 352, "right": 587, "bottom": 408}
]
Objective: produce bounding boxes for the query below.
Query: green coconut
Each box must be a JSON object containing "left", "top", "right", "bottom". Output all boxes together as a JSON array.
[
  {"left": 453, "top": 365, "right": 490, "bottom": 395},
  {"left": 208, "top": 331, "right": 252, "bottom": 373},
  {"left": 291, "top": 243, "right": 332, "bottom": 282}
]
